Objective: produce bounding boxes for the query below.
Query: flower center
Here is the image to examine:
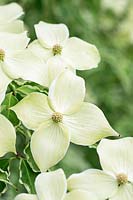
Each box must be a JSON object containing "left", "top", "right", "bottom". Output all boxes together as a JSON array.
[
  {"left": 52, "top": 44, "right": 62, "bottom": 55},
  {"left": 0, "top": 49, "right": 5, "bottom": 61},
  {"left": 52, "top": 112, "right": 63, "bottom": 123},
  {"left": 116, "top": 173, "right": 128, "bottom": 186}
]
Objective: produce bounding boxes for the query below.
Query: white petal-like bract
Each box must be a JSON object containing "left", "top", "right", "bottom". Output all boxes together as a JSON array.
[
  {"left": 110, "top": 184, "right": 133, "bottom": 200},
  {"left": 3, "top": 49, "right": 49, "bottom": 86},
  {"left": 0, "top": 20, "right": 25, "bottom": 33},
  {"left": 0, "top": 32, "right": 29, "bottom": 52},
  {"left": 62, "top": 37, "right": 100, "bottom": 70},
  {"left": 35, "top": 169, "right": 67, "bottom": 200},
  {"left": 31, "top": 121, "right": 70, "bottom": 171},
  {"left": 97, "top": 138, "right": 133, "bottom": 181},
  {"left": 48, "top": 71, "right": 85, "bottom": 114},
  {"left": 67, "top": 169, "right": 118, "bottom": 199},
  {"left": 15, "top": 194, "right": 38, "bottom": 200},
  {"left": 0, "top": 3, "right": 24, "bottom": 24},
  {"left": 64, "top": 102, "right": 119, "bottom": 145},
  {"left": 11, "top": 92, "right": 52, "bottom": 130},
  {"left": 0, "top": 114, "right": 16, "bottom": 157},
  {"left": 29, "top": 40, "right": 52, "bottom": 62},
  {"left": 64, "top": 190, "right": 99, "bottom": 200},
  {"left": 47, "top": 55, "right": 72, "bottom": 86},
  {"left": 35, "top": 21, "right": 69, "bottom": 48},
  {"left": 0, "top": 65, "right": 11, "bottom": 94}
]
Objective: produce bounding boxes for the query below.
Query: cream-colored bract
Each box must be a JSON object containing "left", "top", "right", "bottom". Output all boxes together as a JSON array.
[
  {"left": 0, "top": 31, "right": 28, "bottom": 104},
  {"left": 15, "top": 194, "right": 38, "bottom": 200},
  {"left": 64, "top": 190, "right": 98, "bottom": 200},
  {"left": 28, "top": 21, "right": 100, "bottom": 85},
  {"left": 68, "top": 137, "right": 133, "bottom": 200},
  {"left": 0, "top": 66, "right": 11, "bottom": 104},
  {"left": 31, "top": 121, "right": 70, "bottom": 171},
  {"left": 0, "top": 3, "right": 24, "bottom": 23},
  {"left": 0, "top": 3, "right": 25, "bottom": 33},
  {"left": 12, "top": 71, "right": 118, "bottom": 171},
  {"left": 14, "top": 169, "right": 98, "bottom": 200},
  {"left": 47, "top": 55, "right": 75, "bottom": 86},
  {"left": 0, "top": 114, "right": 16, "bottom": 157},
  {"left": 0, "top": 32, "right": 49, "bottom": 104},
  {"left": 0, "top": 20, "right": 25, "bottom": 34}
]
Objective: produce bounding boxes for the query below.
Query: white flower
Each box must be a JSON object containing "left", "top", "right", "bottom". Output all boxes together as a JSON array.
[
  {"left": 0, "top": 3, "right": 25, "bottom": 33},
  {"left": 11, "top": 71, "right": 118, "bottom": 171},
  {"left": 15, "top": 169, "right": 98, "bottom": 200},
  {"left": 101, "top": 0, "right": 129, "bottom": 15},
  {"left": 29, "top": 21, "right": 100, "bottom": 70},
  {"left": 0, "top": 114, "right": 16, "bottom": 157},
  {"left": 0, "top": 32, "right": 49, "bottom": 104},
  {"left": 28, "top": 21, "right": 101, "bottom": 86},
  {"left": 67, "top": 137, "right": 133, "bottom": 200}
]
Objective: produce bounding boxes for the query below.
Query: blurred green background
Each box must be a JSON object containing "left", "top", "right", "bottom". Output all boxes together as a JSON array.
[{"left": 0, "top": 0, "right": 133, "bottom": 199}]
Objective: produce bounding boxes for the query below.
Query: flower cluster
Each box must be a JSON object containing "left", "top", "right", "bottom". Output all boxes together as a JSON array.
[{"left": 0, "top": 2, "right": 132, "bottom": 200}]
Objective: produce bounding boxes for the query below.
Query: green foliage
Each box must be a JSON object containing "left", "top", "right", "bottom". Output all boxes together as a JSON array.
[
  {"left": 19, "top": 159, "right": 37, "bottom": 194},
  {"left": 1, "top": 93, "right": 19, "bottom": 126}
]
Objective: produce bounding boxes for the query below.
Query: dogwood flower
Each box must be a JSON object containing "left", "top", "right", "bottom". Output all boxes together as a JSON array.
[
  {"left": 12, "top": 71, "right": 118, "bottom": 171},
  {"left": 0, "top": 114, "right": 16, "bottom": 157},
  {"left": 29, "top": 21, "right": 100, "bottom": 70},
  {"left": 15, "top": 169, "right": 98, "bottom": 200},
  {"left": 67, "top": 137, "right": 133, "bottom": 200},
  {"left": 0, "top": 3, "right": 25, "bottom": 33},
  {"left": 0, "top": 31, "right": 49, "bottom": 104}
]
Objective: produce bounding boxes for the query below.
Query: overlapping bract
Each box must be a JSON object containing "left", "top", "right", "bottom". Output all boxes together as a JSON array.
[
  {"left": 15, "top": 169, "right": 98, "bottom": 200},
  {"left": 0, "top": 3, "right": 24, "bottom": 33}
]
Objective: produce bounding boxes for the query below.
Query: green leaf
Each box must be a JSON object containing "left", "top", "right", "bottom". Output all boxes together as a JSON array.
[
  {"left": 16, "top": 132, "right": 28, "bottom": 159},
  {"left": 2, "top": 93, "right": 18, "bottom": 108},
  {"left": 0, "top": 159, "right": 9, "bottom": 173},
  {"left": 0, "top": 170, "right": 9, "bottom": 195},
  {"left": 0, "top": 182, "right": 6, "bottom": 196},
  {"left": 1, "top": 93, "right": 19, "bottom": 126},
  {"left": 16, "top": 124, "right": 32, "bottom": 158},
  {"left": 19, "top": 159, "right": 38, "bottom": 194},
  {"left": 16, "top": 85, "right": 41, "bottom": 97},
  {"left": 16, "top": 84, "right": 48, "bottom": 98},
  {"left": 2, "top": 158, "right": 26, "bottom": 199},
  {"left": 0, "top": 168, "right": 15, "bottom": 196},
  {"left": 24, "top": 144, "right": 40, "bottom": 173}
]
